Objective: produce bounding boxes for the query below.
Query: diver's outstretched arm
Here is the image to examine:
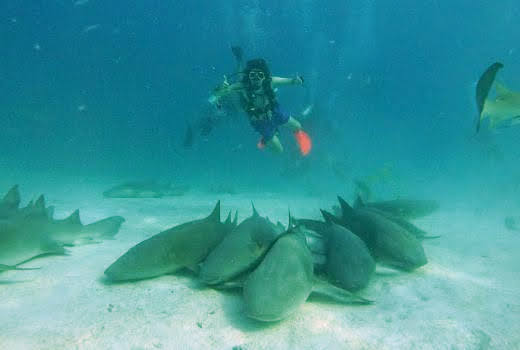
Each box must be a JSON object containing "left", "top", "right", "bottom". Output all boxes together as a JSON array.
[
  {"left": 272, "top": 75, "right": 304, "bottom": 87},
  {"left": 212, "top": 81, "right": 243, "bottom": 98}
]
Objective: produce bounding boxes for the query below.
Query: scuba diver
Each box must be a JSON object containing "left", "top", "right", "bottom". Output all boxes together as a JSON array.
[
  {"left": 183, "top": 47, "right": 244, "bottom": 149},
  {"left": 210, "top": 51, "right": 312, "bottom": 155}
]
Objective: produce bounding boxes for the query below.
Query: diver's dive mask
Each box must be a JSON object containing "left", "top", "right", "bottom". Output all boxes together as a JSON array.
[{"left": 248, "top": 70, "right": 265, "bottom": 81}]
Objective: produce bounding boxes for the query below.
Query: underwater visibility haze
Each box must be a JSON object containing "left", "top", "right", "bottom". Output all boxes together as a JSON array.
[{"left": 1, "top": 1, "right": 520, "bottom": 349}]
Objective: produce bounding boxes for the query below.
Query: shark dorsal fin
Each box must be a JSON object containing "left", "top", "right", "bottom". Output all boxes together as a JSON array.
[
  {"left": 337, "top": 196, "right": 355, "bottom": 219},
  {"left": 65, "top": 209, "right": 82, "bottom": 226},
  {"left": 208, "top": 200, "right": 221, "bottom": 222},
  {"left": 232, "top": 210, "right": 238, "bottom": 226},
  {"left": 287, "top": 209, "right": 296, "bottom": 230},
  {"left": 46, "top": 206, "right": 55, "bottom": 219},
  {"left": 34, "top": 195, "right": 46, "bottom": 210},
  {"left": 224, "top": 211, "right": 232, "bottom": 224},
  {"left": 251, "top": 202, "right": 259, "bottom": 217},
  {"left": 353, "top": 195, "right": 365, "bottom": 208},
  {"left": 320, "top": 209, "right": 335, "bottom": 224},
  {"left": 495, "top": 81, "right": 512, "bottom": 98},
  {"left": 1, "top": 185, "right": 21, "bottom": 209}
]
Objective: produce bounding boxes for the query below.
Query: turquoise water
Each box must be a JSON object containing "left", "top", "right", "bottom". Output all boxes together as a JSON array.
[{"left": 1, "top": 1, "right": 520, "bottom": 349}]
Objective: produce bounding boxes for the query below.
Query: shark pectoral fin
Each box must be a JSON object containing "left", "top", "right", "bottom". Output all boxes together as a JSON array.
[
  {"left": 186, "top": 263, "right": 201, "bottom": 274},
  {"left": 211, "top": 280, "right": 243, "bottom": 290},
  {"left": 0, "top": 264, "right": 40, "bottom": 271},
  {"left": 76, "top": 237, "right": 100, "bottom": 245},
  {"left": 489, "top": 116, "right": 498, "bottom": 129},
  {"left": 41, "top": 237, "right": 66, "bottom": 255},
  {"left": 479, "top": 110, "right": 486, "bottom": 121},
  {"left": 374, "top": 265, "right": 402, "bottom": 275},
  {"left": 495, "top": 81, "right": 512, "bottom": 98},
  {"left": 420, "top": 235, "right": 441, "bottom": 240},
  {"left": 511, "top": 116, "right": 520, "bottom": 125},
  {"left": 311, "top": 278, "right": 373, "bottom": 305}
]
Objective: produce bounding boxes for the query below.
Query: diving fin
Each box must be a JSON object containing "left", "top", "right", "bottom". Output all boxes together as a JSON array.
[{"left": 231, "top": 46, "right": 243, "bottom": 63}]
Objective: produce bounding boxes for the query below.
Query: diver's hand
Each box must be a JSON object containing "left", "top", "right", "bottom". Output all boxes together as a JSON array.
[
  {"left": 208, "top": 95, "right": 222, "bottom": 109},
  {"left": 293, "top": 75, "right": 304, "bottom": 86},
  {"left": 222, "top": 75, "right": 230, "bottom": 87}
]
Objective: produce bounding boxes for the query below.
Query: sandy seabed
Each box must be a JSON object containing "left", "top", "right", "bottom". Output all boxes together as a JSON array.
[{"left": 1, "top": 181, "right": 519, "bottom": 350}]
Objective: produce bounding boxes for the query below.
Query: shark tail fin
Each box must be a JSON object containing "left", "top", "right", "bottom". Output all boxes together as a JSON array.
[{"left": 208, "top": 200, "right": 221, "bottom": 222}]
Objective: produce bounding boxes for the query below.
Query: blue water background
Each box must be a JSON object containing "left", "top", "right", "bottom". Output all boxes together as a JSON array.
[{"left": 1, "top": 0, "right": 519, "bottom": 203}]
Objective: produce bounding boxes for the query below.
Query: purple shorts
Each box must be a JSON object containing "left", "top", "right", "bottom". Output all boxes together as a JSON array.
[{"left": 249, "top": 105, "right": 290, "bottom": 142}]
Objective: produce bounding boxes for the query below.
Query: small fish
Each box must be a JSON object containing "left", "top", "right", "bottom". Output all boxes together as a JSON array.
[
  {"left": 74, "top": 0, "right": 89, "bottom": 6},
  {"left": 504, "top": 216, "right": 520, "bottom": 232},
  {"left": 301, "top": 104, "right": 313, "bottom": 119},
  {"left": 183, "top": 123, "right": 194, "bottom": 149},
  {"left": 82, "top": 24, "right": 100, "bottom": 34}
]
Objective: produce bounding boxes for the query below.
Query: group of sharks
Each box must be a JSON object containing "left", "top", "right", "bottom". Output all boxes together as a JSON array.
[
  {"left": 103, "top": 195, "right": 439, "bottom": 322},
  {"left": 1, "top": 182, "right": 438, "bottom": 322},
  {"left": 0, "top": 185, "right": 125, "bottom": 272}
]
